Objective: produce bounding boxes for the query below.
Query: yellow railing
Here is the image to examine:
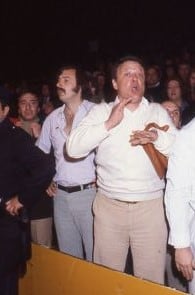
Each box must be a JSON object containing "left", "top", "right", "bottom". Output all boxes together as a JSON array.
[{"left": 19, "top": 243, "right": 187, "bottom": 295}]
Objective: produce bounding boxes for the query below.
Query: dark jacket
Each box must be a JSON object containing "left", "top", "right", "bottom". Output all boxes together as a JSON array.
[{"left": 0, "top": 118, "right": 55, "bottom": 275}]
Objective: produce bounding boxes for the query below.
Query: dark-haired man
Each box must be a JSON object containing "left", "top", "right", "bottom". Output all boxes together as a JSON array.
[
  {"left": 0, "top": 96, "right": 55, "bottom": 295},
  {"left": 66, "top": 56, "right": 177, "bottom": 284},
  {"left": 14, "top": 91, "right": 54, "bottom": 247},
  {"left": 36, "top": 65, "right": 96, "bottom": 261}
]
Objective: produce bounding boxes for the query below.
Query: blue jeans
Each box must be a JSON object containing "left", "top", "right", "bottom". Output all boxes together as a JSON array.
[{"left": 54, "top": 187, "right": 95, "bottom": 261}]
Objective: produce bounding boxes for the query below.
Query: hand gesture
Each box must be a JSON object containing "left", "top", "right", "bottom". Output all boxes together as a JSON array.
[
  {"left": 46, "top": 181, "right": 57, "bottom": 197},
  {"left": 5, "top": 196, "right": 23, "bottom": 216},
  {"left": 130, "top": 129, "right": 158, "bottom": 146},
  {"left": 175, "top": 247, "right": 195, "bottom": 281},
  {"left": 105, "top": 99, "right": 131, "bottom": 131},
  {"left": 30, "top": 122, "right": 42, "bottom": 138}
]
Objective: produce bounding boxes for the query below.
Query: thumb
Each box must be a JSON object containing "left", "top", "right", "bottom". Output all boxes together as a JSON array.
[{"left": 120, "top": 97, "right": 132, "bottom": 107}]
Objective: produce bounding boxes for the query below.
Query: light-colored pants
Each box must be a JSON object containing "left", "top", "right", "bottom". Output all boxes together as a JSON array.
[
  {"left": 54, "top": 187, "right": 96, "bottom": 261},
  {"left": 93, "top": 192, "right": 167, "bottom": 284},
  {"left": 165, "top": 246, "right": 187, "bottom": 292},
  {"left": 189, "top": 271, "right": 195, "bottom": 294},
  {"left": 31, "top": 217, "right": 53, "bottom": 247}
]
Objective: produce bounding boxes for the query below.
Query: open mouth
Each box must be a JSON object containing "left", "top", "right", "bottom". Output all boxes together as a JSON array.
[
  {"left": 57, "top": 87, "right": 65, "bottom": 95},
  {"left": 131, "top": 85, "right": 139, "bottom": 93}
]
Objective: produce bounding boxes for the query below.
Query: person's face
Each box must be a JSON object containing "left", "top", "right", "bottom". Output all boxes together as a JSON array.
[
  {"left": 97, "top": 75, "right": 105, "bottom": 88},
  {"left": 112, "top": 61, "right": 145, "bottom": 105},
  {"left": 41, "top": 84, "right": 50, "bottom": 97},
  {"left": 165, "top": 66, "right": 176, "bottom": 79},
  {"left": 145, "top": 68, "right": 159, "bottom": 86},
  {"left": 167, "top": 80, "right": 182, "bottom": 101},
  {"left": 56, "top": 69, "right": 80, "bottom": 103},
  {"left": 0, "top": 103, "right": 9, "bottom": 122},
  {"left": 18, "top": 93, "right": 40, "bottom": 121},
  {"left": 178, "top": 64, "right": 190, "bottom": 81},
  {"left": 42, "top": 101, "right": 54, "bottom": 115},
  {"left": 161, "top": 101, "right": 181, "bottom": 128},
  {"left": 190, "top": 72, "right": 195, "bottom": 87}
]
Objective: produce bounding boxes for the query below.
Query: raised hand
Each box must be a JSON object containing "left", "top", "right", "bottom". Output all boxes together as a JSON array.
[{"left": 105, "top": 98, "right": 131, "bottom": 131}]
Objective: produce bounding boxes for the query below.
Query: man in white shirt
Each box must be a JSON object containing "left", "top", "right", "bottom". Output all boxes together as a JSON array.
[
  {"left": 66, "top": 56, "right": 177, "bottom": 284},
  {"left": 36, "top": 65, "right": 96, "bottom": 261},
  {"left": 165, "top": 118, "right": 195, "bottom": 294}
]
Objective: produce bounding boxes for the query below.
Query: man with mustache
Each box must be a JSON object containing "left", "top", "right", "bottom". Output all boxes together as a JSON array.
[
  {"left": 36, "top": 65, "right": 96, "bottom": 261},
  {"left": 66, "top": 56, "right": 177, "bottom": 284}
]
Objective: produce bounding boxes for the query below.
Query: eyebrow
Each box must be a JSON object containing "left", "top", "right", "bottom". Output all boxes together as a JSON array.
[{"left": 19, "top": 99, "right": 38, "bottom": 103}]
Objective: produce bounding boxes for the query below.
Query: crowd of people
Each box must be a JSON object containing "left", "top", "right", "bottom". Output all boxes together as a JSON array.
[{"left": 1, "top": 48, "right": 195, "bottom": 295}]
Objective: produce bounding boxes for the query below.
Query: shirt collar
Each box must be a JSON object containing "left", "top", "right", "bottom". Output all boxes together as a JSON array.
[{"left": 114, "top": 96, "right": 149, "bottom": 107}]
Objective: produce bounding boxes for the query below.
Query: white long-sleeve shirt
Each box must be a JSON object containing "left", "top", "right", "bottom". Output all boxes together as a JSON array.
[
  {"left": 165, "top": 118, "right": 195, "bottom": 249},
  {"left": 67, "top": 97, "right": 177, "bottom": 201}
]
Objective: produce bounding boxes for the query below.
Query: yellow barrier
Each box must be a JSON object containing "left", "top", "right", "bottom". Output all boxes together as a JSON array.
[{"left": 19, "top": 243, "right": 187, "bottom": 295}]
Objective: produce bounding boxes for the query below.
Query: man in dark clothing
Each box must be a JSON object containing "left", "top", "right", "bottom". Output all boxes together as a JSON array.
[
  {"left": 14, "top": 90, "right": 54, "bottom": 247},
  {"left": 0, "top": 95, "right": 55, "bottom": 295}
]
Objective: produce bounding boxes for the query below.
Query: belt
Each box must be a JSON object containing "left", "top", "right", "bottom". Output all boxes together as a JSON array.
[
  {"left": 58, "top": 182, "right": 95, "bottom": 193},
  {"left": 116, "top": 200, "right": 138, "bottom": 204}
]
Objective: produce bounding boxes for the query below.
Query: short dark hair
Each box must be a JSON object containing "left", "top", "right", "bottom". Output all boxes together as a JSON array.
[
  {"left": 57, "top": 64, "right": 87, "bottom": 90},
  {"left": 17, "top": 90, "right": 40, "bottom": 107},
  {"left": 111, "top": 55, "right": 145, "bottom": 80}
]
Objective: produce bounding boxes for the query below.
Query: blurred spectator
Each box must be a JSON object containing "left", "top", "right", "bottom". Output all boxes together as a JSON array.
[
  {"left": 161, "top": 101, "right": 181, "bottom": 129},
  {"left": 145, "top": 65, "right": 164, "bottom": 102},
  {"left": 165, "top": 77, "right": 189, "bottom": 125},
  {"left": 13, "top": 91, "right": 54, "bottom": 247}
]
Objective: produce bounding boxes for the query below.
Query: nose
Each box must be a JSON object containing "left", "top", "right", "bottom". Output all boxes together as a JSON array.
[
  {"left": 56, "top": 76, "right": 62, "bottom": 88},
  {"left": 56, "top": 79, "right": 61, "bottom": 88},
  {"left": 25, "top": 103, "right": 31, "bottom": 110},
  {"left": 132, "top": 73, "right": 138, "bottom": 81}
]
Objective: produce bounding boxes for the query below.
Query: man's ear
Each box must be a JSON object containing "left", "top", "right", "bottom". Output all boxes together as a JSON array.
[{"left": 112, "top": 79, "right": 118, "bottom": 91}]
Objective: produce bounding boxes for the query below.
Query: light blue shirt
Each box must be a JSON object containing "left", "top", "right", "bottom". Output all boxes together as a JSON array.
[{"left": 36, "top": 100, "right": 96, "bottom": 186}]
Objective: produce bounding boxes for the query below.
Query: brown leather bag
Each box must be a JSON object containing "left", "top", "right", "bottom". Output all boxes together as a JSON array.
[{"left": 143, "top": 123, "right": 169, "bottom": 179}]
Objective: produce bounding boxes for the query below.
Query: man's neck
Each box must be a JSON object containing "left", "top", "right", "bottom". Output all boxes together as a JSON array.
[
  {"left": 64, "top": 97, "right": 83, "bottom": 115},
  {"left": 117, "top": 96, "right": 142, "bottom": 112},
  {"left": 19, "top": 116, "right": 39, "bottom": 123}
]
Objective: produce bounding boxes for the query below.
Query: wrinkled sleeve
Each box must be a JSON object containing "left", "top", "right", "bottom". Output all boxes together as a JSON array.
[
  {"left": 66, "top": 104, "right": 110, "bottom": 158},
  {"left": 153, "top": 105, "right": 178, "bottom": 157},
  {"left": 35, "top": 115, "right": 52, "bottom": 154},
  {"left": 165, "top": 128, "right": 193, "bottom": 248}
]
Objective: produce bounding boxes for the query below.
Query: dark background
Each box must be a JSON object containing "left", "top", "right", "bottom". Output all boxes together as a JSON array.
[{"left": 0, "top": 0, "right": 195, "bottom": 82}]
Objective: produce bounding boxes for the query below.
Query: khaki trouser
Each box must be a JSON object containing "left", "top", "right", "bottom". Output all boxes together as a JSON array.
[
  {"left": 93, "top": 192, "right": 167, "bottom": 285},
  {"left": 31, "top": 217, "right": 53, "bottom": 248}
]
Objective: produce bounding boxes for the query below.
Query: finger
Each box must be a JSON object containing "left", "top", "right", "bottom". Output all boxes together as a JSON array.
[
  {"left": 179, "top": 265, "right": 193, "bottom": 281},
  {"left": 7, "top": 207, "right": 16, "bottom": 216},
  {"left": 46, "top": 188, "right": 55, "bottom": 197},
  {"left": 182, "top": 267, "right": 193, "bottom": 281},
  {"left": 46, "top": 189, "right": 52, "bottom": 196},
  {"left": 122, "top": 98, "right": 132, "bottom": 106}
]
